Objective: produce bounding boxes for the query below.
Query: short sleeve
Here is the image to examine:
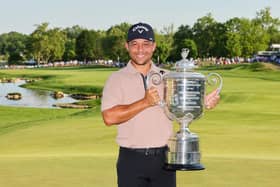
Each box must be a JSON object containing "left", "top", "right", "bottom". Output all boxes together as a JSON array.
[{"left": 101, "top": 73, "right": 123, "bottom": 111}]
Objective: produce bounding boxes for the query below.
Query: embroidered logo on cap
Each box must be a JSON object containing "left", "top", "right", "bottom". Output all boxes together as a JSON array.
[{"left": 132, "top": 25, "right": 149, "bottom": 34}]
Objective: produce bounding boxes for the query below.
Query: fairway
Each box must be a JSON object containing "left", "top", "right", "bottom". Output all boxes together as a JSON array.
[{"left": 0, "top": 64, "right": 279, "bottom": 187}]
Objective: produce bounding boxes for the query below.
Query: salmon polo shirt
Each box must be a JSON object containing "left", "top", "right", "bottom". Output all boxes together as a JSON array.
[{"left": 101, "top": 61, "right": 173, "bottom": 148}]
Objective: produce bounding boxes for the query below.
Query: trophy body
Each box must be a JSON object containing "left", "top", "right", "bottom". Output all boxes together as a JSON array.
[
  {"left": 150, "top": 49, "right": 222, "bottom": 171},
  {"left": 164, "top": 74, "right": 206, "bottom": 170}
]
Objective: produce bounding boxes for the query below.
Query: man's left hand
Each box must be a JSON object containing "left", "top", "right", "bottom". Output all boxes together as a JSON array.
[{"left": 205, "top": 89, "right": 220, "bottom": 110}]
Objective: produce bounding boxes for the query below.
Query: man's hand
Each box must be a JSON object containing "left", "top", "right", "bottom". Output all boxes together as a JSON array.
[
  {"left": 102, "top": 87, "right": 160, "bottom": 126},
  {"left": 205, "top": 89, "right": 220, "bottom": 110},
  {"left": 144, "top": 87, "right": 160, "bottom": 106}
]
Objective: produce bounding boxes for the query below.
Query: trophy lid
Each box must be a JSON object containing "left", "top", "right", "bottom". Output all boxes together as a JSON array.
[
  {"left": 175, "top": 48, "right": 196, "bottom": 72},
  {"left": 164, "top": 48, "right": 205, "bottom": 80}
]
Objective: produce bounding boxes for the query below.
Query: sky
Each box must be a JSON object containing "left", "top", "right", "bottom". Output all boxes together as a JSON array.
[{"left": 0, "top": 0, "right": 279, "bottom": 34}]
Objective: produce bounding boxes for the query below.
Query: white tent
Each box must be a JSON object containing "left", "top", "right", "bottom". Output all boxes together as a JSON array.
[{"left": 270, "top": 44, "right": 280, "bottom": 51}]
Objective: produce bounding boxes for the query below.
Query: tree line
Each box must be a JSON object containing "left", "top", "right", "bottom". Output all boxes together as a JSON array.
[{"left": 0, "top": 7, "right": 279, "bottom": 65}]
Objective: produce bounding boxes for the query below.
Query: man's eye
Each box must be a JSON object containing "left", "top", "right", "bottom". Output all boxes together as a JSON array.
[{"left": 143, "top": 42, "right": 152, "bottom": 46}]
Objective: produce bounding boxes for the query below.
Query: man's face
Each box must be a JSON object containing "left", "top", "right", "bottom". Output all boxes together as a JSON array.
[{"left": 125, "top": 39, "right": 156, "bottom": 66}]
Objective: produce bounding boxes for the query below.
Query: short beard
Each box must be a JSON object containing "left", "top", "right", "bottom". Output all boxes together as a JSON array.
[{"left": 131, "top": 59, "right": 151, "bottom": 66}]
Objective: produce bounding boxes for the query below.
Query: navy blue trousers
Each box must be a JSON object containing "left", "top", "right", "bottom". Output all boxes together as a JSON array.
[{"left": 117, "top": 147, "right": 176, "bottom": 187}]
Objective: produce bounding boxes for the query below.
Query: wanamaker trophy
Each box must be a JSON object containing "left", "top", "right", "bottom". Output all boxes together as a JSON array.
[{"left": 148, "top": 48, "right": 223, "bottom": 171}]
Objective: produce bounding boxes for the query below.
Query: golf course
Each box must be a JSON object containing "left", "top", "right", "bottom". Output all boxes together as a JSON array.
[{"left": 0, "top": 63, "right": 279, "bottom": 187}]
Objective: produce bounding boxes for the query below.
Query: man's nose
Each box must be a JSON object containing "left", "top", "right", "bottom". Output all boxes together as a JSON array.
[{"left": 136, "top": 44, "right": 144, "bottom": 51}]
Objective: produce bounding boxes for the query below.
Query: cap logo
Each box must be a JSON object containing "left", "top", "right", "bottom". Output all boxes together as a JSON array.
[
  {"left": 138, "top": 29, "right": 144, "bottom": 34},
  {"left": 132, "top": 25, "right": 149, "bottom": 34}
]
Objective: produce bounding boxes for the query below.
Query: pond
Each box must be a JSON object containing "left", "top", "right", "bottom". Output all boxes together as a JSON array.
[{"left": 0, "top": 80, "right": 78, "bottom": 108}]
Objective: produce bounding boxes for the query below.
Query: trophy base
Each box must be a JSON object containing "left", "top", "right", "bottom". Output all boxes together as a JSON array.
[{"left": 164, "top": 163, "right": 205, "bottom": 171}]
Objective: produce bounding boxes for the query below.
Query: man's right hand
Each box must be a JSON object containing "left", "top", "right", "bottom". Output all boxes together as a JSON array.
[
  {"left": 102, "top": 86, "right": 161, "bottom": 126},
  {"left": 144, "top": 87, "right": 160, "bottom": 106}
]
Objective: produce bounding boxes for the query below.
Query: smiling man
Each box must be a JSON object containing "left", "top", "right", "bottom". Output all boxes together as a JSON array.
[{"left": 101, "top": 22, "right": 219, "bottom": 187}]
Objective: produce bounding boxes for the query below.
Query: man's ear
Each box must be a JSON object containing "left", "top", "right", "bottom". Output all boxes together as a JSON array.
[
  {"left": 125, "top": 42, "right": 129, "bottom": 51},
  {"left": 152, "top": 42, "right": 157, "bottom": 52}
]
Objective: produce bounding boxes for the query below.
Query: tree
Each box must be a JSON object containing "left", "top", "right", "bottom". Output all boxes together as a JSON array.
[
  {"left": 154, "top": 35, "right": 170, "bottom": 64},
  {"left": 170, "top": 24, "right": 193, "bottom": 60},
  {"left": 64, "top": 25, "right": 84, "bottom": 39},
  {"left": 210, "top": 23, "right": 228, "bottom": 57},
  {"left": 103, "top": 23, "right": 131, "bottom": 62},
  {"left": 27, "top": 23, "right": 66, "bottom": 63},
  {"left": 104, "top": 27, "right": 126, "bottom": 61},
  {"left": 254, "top": 7, "right": 280, "bottom": 44},
  {"left": 192, "top": 13, "right": 217, "bottom": 57},
  {"left": 47, "top": 28, "right": 66, "bottom": 62},
  {"left": 182, "top": 39, "right": 198, "bottom": 58},
  {"left": 225, "top": 18, "right": 243, "bottom": 57},
  {"left": 240, "top": 18, "right": 269, "bottom": 57},
  {"left": 62, "top": 25, "right": 85, "bottom": 61},
  {"left": 225, "top": 17, "right": 269, "bottom": 58},
  {"left": 76, "top": 30, "right": 103, "bottom": 61},
  {"left": 27, "top": 23, "right": 49, "bottom": 64},
  {"left": 154, "top": 24, "right": 174, "bottom": 63},
  {"left": 0, "top": 32, "right": 27, "bottom": 62},
  {"left": 76, "top": 30, "right": 94, "bottom": 61},
  {"left": 173, "top": 25, "right": 193, "bottom": 45},
  {"left": 63, "top": 39, "right": 76, "bottom": 61},
  {"left": 8, "top": 52, "right": 24, "bottom": 65},
  {"left": 226, "top": 32, "right": 242, "bottom": 57}
]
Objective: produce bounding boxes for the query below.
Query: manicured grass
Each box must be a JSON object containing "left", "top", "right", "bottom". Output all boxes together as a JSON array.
[
  {"left": 0, "top": 66, "right": 116, "bottom": 94},
  {"left": 0, "top": 63, "right": 279, "bottom": 187}
]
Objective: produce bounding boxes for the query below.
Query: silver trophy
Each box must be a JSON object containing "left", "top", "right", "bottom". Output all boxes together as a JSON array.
[{"left": 149, "top": 49, "right": 222, "bottom": 171}]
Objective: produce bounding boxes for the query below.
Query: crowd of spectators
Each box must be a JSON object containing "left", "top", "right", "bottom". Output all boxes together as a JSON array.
[
  {"left": 0, "top": 59, "right": 116, "bottom": 69},
  {"left": 1, "top": 55, "right": 279, "bottom": 70}
]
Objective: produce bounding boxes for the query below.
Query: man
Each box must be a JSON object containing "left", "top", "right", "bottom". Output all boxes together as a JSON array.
[{"left": 101, "top": 22, "right": 220, "bottom": 187}]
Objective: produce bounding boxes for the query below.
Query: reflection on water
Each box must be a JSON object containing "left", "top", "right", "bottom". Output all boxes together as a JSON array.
[{"left": 0, "top": 80, "right": 78, "bottom": 108}]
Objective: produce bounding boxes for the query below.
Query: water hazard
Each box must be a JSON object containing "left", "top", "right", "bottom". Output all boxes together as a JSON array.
[{"left": 0, "top": 80, "right": 78, "bottom": 108}]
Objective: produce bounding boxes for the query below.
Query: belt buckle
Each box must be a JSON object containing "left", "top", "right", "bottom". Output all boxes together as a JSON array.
[{"left": 145, "top": 148, "right": 149, "bottom": 156}]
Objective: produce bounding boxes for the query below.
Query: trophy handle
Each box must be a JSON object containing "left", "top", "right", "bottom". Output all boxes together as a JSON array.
[
  {"left": 146, "top": 71, "right": 166, "bottom": 107},
  {"left": 206, "top": 72, "right": 223, "bottom": 95},
  {"left": 147, "top": 71, "right": 163, "bottom": 87}
]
